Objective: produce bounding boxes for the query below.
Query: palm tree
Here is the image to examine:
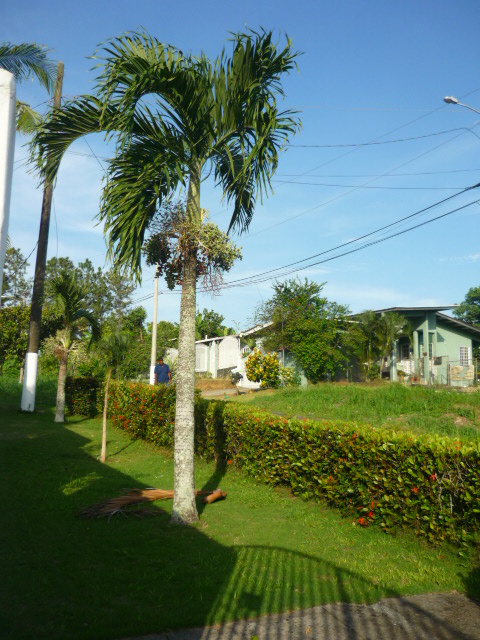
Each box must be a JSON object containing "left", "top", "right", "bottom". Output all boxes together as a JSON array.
[
  {"left": 98, "top": 331, "right": 131, "bottom": 462},
  {"left": 377, "top": 312, "right": 411, "bottom": 379},
  {"left": 0, "top": 42, "right": 57, "bottom": 133},
  {"left": 49, "top": 273, "right": 100, "bottom": 423},
  {"left": 32, "top": 29, "right": 301, "bottom": 523}
]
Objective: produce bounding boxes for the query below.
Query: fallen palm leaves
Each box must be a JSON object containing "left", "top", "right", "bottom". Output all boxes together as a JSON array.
[{"left": 79, "top": 488, "right": 227, "bottom": 519}]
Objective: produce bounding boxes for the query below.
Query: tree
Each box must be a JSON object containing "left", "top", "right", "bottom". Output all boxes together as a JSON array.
[
  {"left": 47, "top": 272, "right": 100, "bottom": 422},
  {"left": 97, "top": 330, "right": 131, "bottom": 462},
  {"left": 0, "top": 42, "right": 56, "bottom": 134},
  {"left": 0, "top": 304, "right": 61, "bottom": 374},
  {"left": 104, "top": 268, "right": 135, "bottom": 326},
  {"left": 257, "top": 279, "right": 350, "bottom": 382},
  {"left": 453, "top": 286, "right": 480, "bottom": 327},
  {"left": 195, "top": 308, "right": 233, "bottom": 339},
  {"left": 33, "top": 29, "right": 300, "bottom": 523},
  {"left": 1, "top": 247, "right": 32, "bottom": 306},
  {"left": 376, "top": 312, "right": 411, "bottom": 378}
]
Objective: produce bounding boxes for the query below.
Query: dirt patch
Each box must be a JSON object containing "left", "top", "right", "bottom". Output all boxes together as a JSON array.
[{"left": 195, "top": 378, "right": 235, "bottom": 391}]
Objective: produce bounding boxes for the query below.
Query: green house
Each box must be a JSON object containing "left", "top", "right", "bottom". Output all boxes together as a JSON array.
[{"left": 376, "top": 307, "right": 480, "bottom": 386}]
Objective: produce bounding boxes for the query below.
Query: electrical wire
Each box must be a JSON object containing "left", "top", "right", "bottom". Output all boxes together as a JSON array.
[{"left": 130, "top": 189, "right": 479, "bottom": 302}]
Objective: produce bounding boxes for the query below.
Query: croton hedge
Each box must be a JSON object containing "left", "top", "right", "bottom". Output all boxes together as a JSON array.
[{"left": 67, "top": 379, "right": 480, "bottom": 544}]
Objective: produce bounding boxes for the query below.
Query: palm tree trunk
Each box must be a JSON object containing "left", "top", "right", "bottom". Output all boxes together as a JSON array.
[
  {"left": 172, "top": 249, "right": 198, "bottom": 524},
  {"left": 100, "top": 368, "right": 112, "bottom": 463},
  {"left": 55, "top": 352, "right": 68, "bottom": 423},
  {"left": 172, "top": 164, "right": 201, "bottom": 525}
]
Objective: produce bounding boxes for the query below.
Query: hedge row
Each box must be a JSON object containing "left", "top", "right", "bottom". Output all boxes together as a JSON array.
[{"left": 67, "top": 378, "right": 480, "bottom": 544}]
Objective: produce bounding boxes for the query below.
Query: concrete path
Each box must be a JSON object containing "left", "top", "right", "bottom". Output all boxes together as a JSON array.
[{"left": 122, "top": 592, "right": 480, "bottom": 640}]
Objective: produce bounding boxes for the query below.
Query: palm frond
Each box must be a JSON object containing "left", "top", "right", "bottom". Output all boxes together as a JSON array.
[
  {"left": 0, "top": 42, "right": 57, "bottom": 93},
  {"left": 16, "top": 100, "right": 42, "bottom": 135},
  {"left": 99, "top": 131, "right": 185, "bottom": 279}
]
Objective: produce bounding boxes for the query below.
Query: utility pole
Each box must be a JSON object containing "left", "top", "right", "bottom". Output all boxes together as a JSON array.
[
  {"left": 0, "top": 70, "right": 16, "bottom": 307},
  {"left": 149, "top": 266, "right": 159, "bottom": 385},
  {"left": 21, "top": 62, "right": 64, "bottom": 412}
]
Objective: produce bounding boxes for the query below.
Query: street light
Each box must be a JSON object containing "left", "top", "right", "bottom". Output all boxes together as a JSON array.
[{"left": 443, "top": 96, "right": 480, "bottom": 116}]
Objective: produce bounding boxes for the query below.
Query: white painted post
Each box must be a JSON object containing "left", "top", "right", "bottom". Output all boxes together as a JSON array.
[
  {"left": 149, "top": 269, "right": 159, "bottom": 385},
  {"left": 0, "top": 70, "right": 16, "bottom": 307}
]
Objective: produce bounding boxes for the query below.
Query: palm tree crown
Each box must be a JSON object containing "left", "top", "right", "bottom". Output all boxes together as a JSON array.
[{"left": 33, "top": 29, "right": 300, "bottom": 276}]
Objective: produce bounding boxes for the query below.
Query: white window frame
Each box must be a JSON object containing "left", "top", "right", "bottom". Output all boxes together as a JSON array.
[{"left": 459, "top": 346, "right": 470, "bottom": 366}]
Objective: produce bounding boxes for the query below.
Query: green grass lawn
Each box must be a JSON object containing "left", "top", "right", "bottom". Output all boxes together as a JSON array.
[
  {"left": 235, "top": 382, "right": 480, "bottom": 441},
  {"left": 1, "top": 379, "right": 479, "bottom": 640}
]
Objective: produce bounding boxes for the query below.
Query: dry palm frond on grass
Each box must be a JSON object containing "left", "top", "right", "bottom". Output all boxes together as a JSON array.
[{"left": 79, "top": 488, "right": 226, "bottom": 519}]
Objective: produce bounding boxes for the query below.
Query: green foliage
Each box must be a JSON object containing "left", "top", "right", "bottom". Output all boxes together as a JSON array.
[
  {"left": 77, "top": 379, "right": 480, "bottom": 544},
  {"left": 279, "top": 364, "right": 300, "bottom": 387},
  {"left": 454, "top": 286, "right": 480, "bottom": 327},
  {"left": 245, "top": 349, "right": 281, "bottom": 388},
  {"left": 0, "top": 304, "right": 61, "bottom": 373},
  {"left": 65, "top": 376, "right": 102, "bottom": 417},
  {"left": 1, "top": 246, "right": 32, "bottom": 306},
  {"left": 258, "top": 279, "right": 350, "bottom": 382},
  {"left": 222, "top": 404, "right": 480, "bottom": 545},
  {"left": 33, "top": 29, "right": 301, "bottom": 278},
  {"left": 195, "top": 307, "right": 233, "bottom": 340}
]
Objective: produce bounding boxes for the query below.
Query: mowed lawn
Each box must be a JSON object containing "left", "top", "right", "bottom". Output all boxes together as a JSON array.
[
  {"left": 235, "top": 382, "right": 480, "bottom": 441},
  {"left": 1, "top": 379, "right": 479, "bottom": 640}
]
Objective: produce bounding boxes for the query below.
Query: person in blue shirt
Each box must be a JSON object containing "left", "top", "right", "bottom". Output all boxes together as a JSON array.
[{"left": 154, "top": 357, "right": 172, "bottom": 385}]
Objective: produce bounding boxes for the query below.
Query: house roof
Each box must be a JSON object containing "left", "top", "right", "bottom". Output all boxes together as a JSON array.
[
  {"left": 436, "top": 312, "right": 480, "bottom": 340},
  {"left": 373, "top": 306, "right": 456, "bottom": 314},
  {"left": 371, "top": 307, "right": 480, "bottom": 341}
]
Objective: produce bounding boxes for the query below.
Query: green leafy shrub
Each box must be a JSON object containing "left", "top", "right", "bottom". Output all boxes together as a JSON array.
[
  {"left": 222, "top": 404, "right": 480, "bottom": 545},
  {"left": 66, "top": 376, "right": 102, "bottom": 417},
  {"left": 68, "top": 378, "right": 480, "bottom": 544}
]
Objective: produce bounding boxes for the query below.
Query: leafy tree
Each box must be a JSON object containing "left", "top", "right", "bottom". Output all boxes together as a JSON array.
[
  {"left": 0, "top": 305, "right": 61, "bottom": 374},
  {"left": 453, "top": 286, "right": 480, "bottom": 327},
  {"left": 347, "top": 310, "right": 382, "bottom": 380},
  {"left": 258, "top": 279, "right": 350, "bottom": 383},
  {"left": 104, "top": 267, "right": 135, "bottom": 326},
  {"left": 1, "top": 247, "right": 32, "bottom": 306},
  {"left": 47, "top": 273, "right": 100, "bottom": 422},
  {"left": 33, "top": 29, "right": 300, "bottom": 524},
  {"left": 0, "top": 42, "right": 56, "bottom": 133},
  {"left": 376, "top": 312, "right": 411, "bottom": 377},
  {"left": 76, "top": 259, "right": 113, "bottom": 324},
  {"left": 195, "top": 308, "right": 233, "bottom": 339}
]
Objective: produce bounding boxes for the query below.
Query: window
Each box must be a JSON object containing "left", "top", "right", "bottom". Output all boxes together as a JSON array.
[
  {"left": 460, "top": 346, "right": 470, "bottom": 366},
  {"left": 429, "top": 342, "right": 433, "bottom": 358},
  {"left": 400, "top": 343, "right": 410, "bottom": 360},
  {"left": 242, "top": 346, "right": 251, "bottom": 355}
]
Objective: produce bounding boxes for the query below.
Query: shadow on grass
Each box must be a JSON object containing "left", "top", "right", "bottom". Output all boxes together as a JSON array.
[{"left": 2, "top": 403, "right": 479, "bottom": 640}]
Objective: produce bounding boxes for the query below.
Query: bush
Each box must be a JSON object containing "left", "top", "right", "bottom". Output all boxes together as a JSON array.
[
  {"left": 245, "top": 349, "right": 280, "bottom": 388},
  {"left": 222, "top": 404, "right": 480, "bottom": 545},
  {"left": 66, "top": 378, "right": 480, "bottom": 544},
  {"left": 66, "top": 376, "right": 102, "bottom": 417}
]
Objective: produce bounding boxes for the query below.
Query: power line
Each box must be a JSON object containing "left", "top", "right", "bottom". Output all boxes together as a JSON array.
[
  {"left": 245, "top": 123, "right": 480, "bottom": 239},
  {"left": 272, "top": 180, "right": 466, "bottom": 190},
  {"left": 286, "top": 127, "right": 476, "bottom": 148},
  {"left": 131, "top": 187, "right": 479, "bottom": 302}
]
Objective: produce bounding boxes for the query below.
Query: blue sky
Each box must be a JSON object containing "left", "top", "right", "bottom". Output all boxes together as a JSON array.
[{"left": 4, "top": 0, "right": 480, "bottom": 329}]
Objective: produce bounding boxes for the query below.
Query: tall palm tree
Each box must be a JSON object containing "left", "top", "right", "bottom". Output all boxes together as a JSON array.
[
  {"left": 32, "top": 29, "right": 301, "bottom": 523},
  {"left": 49, "top": 273, "right": 100, "bottom": 423},
  {"left": 377, "top": 312, "right": 410, "bottom": 378},
  {"left": 0, "top": 42, "right": 57, "bottom": 133}
]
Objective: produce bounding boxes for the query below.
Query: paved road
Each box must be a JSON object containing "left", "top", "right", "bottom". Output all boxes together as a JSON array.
[{"left": 122, "top": 592, "right": 480, "bottom": 640}]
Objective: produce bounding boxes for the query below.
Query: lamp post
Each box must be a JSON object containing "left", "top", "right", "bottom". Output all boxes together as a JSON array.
[{"left": 443, "top": 96, "right": 480, "bottom": 116}]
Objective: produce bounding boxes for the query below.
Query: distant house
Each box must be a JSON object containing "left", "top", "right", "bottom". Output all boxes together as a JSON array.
[
  {"left": 167, "top": 323, "right": 271, "bottom": 389},
  {"left": 375, "top": 307, "right": 480, "bottom": 387}
]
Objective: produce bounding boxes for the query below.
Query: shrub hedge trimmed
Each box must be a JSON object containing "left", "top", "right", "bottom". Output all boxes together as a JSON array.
[{"left": 67, "top": 379, "right": 480, "bottom": 544}]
